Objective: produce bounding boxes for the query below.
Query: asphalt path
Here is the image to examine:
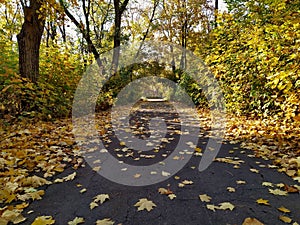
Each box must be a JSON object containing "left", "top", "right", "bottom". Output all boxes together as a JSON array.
[{"left": 21, "top": 101, "right": 300, "bottom": 225}]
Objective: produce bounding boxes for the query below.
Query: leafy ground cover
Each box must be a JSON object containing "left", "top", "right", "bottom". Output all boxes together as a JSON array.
[{"left": 0, "top": 105, "right": 299, "bottom": 224}]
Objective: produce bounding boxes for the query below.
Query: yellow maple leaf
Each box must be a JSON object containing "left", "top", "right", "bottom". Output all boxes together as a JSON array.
[
  {"left": 134, "top": 198, "right": 156, "bottom": 211},
  {"left": 67, "top": 217, "right": 85, "bottom": 225},
  {"left": 31, "top": 216, "right": 55, "bottom": 225},
  {"left": 93, "top": 194, "right": 110, "bottom": 204},
  {"left": 90, "top": 202, "right": 99, "bottom": 210},
  {"left": 168, "top": 194, "right": 176, "bottom": 200}
]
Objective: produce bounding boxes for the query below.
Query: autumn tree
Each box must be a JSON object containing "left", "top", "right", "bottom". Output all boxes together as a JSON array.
[{"left": 17, "top": 0, "right": 45, "bottom": 82}]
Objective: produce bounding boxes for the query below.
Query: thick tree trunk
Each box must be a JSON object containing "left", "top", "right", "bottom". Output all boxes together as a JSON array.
[{"left": 17, "top": 0, "right": 45, "bottom": 83}]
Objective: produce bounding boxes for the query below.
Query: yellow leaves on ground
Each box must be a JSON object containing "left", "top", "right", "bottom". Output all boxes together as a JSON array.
[
  {"left": 178, "top": 179, "right": 193, "bottom": 187},
  {"left": 158, "top": 187, "right": 176, "bottom": 200},
  {"left": 134, "top": 198, "right": 156, "bottom": 212},
  {"left": 223, "top": 114, "right": 300, "bottom": 182},
  {"left": 95, "top": 218, "right": 114, "bottom": 225},
  {"left": 0, "top": 209, "right": 26, "bottom": 225},
  {"left": 199, "top": 193, "right": 235, "bottom": 212},
  {"left": 242, "top": 217, "right": 264, "bottom": 225},
  {"left": 21, "top": 175, "right": 52, "bottom": 187},
  {"left": 0, "top": 119, "right": 81, "bottom": 223},
  {"left": 206, "top": 202, "right": 235, "bottom": 212},
  {"left": 18, "top": 190, "right": 45, "bottom": 201},
  {"left": 90, "top": 194, "right": 110, "bottom": 210},
  {"left": 67, "top": 217, "right": 85, "bottom": 225},
  {"left": 31, "top": 216, "right": 55, "bottom": 225}
]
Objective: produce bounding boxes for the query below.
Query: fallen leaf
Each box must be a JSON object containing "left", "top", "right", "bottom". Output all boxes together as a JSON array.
[
  {"left": 90, "top": 202, "right": 98, "bottom": 210},
  {"left": 227, "top": 187, "right": 236, "bottom": 192},
  {"left": 68, "top": 217, "right": 85, "bottom": 225},
  {"left": 134, "top": 198, "right": 156, "bottom": 211},
  {"left": 96, "top": 218, "right": 114, "bottom": 225},
  {"left": 64, "top": 172, "right": 77, "bottom": 181},
  {"left": 278, "top": 206, "right": 291, "bottom": 213},
  {"left": 219, "top": 202, "right": 235, "bottom": 211},
  {"left": 1, "top": 209, "right": 26, "bottom": 224},
  {"left": 181, "top": 180, "right": 193, "bottom": 185},
  {"left": 134, "top": 173, "right": 141, "bottom": 178},
  {"left": 168, "top": 194, "right": 176, "bottom": 200},
  {"left": 268, "top": 188, "right": 288, "bottom": 196},
  {"left": 94, "top": 194, "right": 110, "bottom": 204},
  {"left": 262, "top": 182, "right": 273, "bottom": 187},
  {"left": 31, "top": 216, "right": 55, "bottom": 225},
  {"left": 237, "top": 180, "right": 246, "bottom": 185},
  {"left": 80, "top": 188, "right": 87, "bottom": 193},
  {"left": 256, "top": 198, "right": 270, "bottom": 206},
  {"left": 242, "top": 217, "right": 264, "bottom": 225},
  {"left": 158, "top": 188, "right": 173, "bottom": 195},
  {"left": 284, "top": 184, "right": 299, "bottom": 193},
  {"left": 93, "top": 166, "right": 101, "bottom": 172},
  {"left": 279, "top": 215, "right": 292, "bottom": 223},
  {"left": 206, "top": 204, "right": 219, "bottom": 212},
  {"left": 199, "top": 194, "right": 212, "bottom": 203},
  {"left": 250, "top": 168, "right": 259, "bottom": 173},
  {"left": 162, "top": 171, "right": 170, "bottom": 177}
]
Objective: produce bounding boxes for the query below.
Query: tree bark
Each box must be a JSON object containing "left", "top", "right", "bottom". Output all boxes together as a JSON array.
[
  {"left": 112, "top": 0, "right": 129, "bottom": 73},
  {"left": 17, "top": 0, "right": 45, "bottom": 83}
]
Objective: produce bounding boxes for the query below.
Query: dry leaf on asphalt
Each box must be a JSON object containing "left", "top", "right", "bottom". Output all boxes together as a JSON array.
[
  {"left": 68, "top": 217, "right": 85, "bottom": 225},
  {"left": 134, "top": 198, "right": 156, "bottom": 211},
  {"left": 31, "top": 216, "right": 55, "bottom": 225},
  {"left": 96, "top": 218, "right": 115, "bottom": 225},
  {"left": 236, "top": 180, "right": 246, "bottom": 185},
  {"left": 199, "top": 194, "right": 212, "bottom": 203},
  {"left": 256, "top": 198, "right": 270, "bottom": 206},
  {"left": 242, "top": 217, "right": 264, "bottom": 225},
  {"left": 206, "top": 204, "right": 219, "bottom": 212},
  {"left": 268, "top": 189, "right": 288, "bottom": 196},
  {"left": 279, "top": 215, "right": 292, "bottom": 223},
  {"left": 90, "top": 202, "right": 99, "bottom": 210},
  {"left": 181, "top": 180, "right": 193, "bottom": 185},
  {"left": 227, "top": 187, "right": 236, "bottom": 192},
  {"left": 158, "top": 188, "right": 173, "bottom": 195},
  {"left": 168, "top": 194, "right": 176, "bottom": 200},
  {"left": 262, "top": 182, "right": 273, "bottom": 187},
  {"left": 218, "top": 202, "right": 235, "bottom": 211},
  {"left": 0, "top": 209, "right": 26, "bottom": 224},
  {"left": 94, "top": 194, "right": 110, "bottom": 204},
  {"left": 277, "top": 206, "right": 291, "bottom": 213}
]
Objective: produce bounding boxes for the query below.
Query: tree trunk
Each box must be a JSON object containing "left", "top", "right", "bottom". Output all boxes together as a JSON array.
[
  {"left": 17, "top": 0, "right": 45, "bottom": 83},
  {"left": 112, "top": 0, "right": 129, "bottom": 73}
]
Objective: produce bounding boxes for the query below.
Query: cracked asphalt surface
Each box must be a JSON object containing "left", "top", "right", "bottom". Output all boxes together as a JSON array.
[{"left": 20, "top": 101, "right": 300, "bottom": 225}]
